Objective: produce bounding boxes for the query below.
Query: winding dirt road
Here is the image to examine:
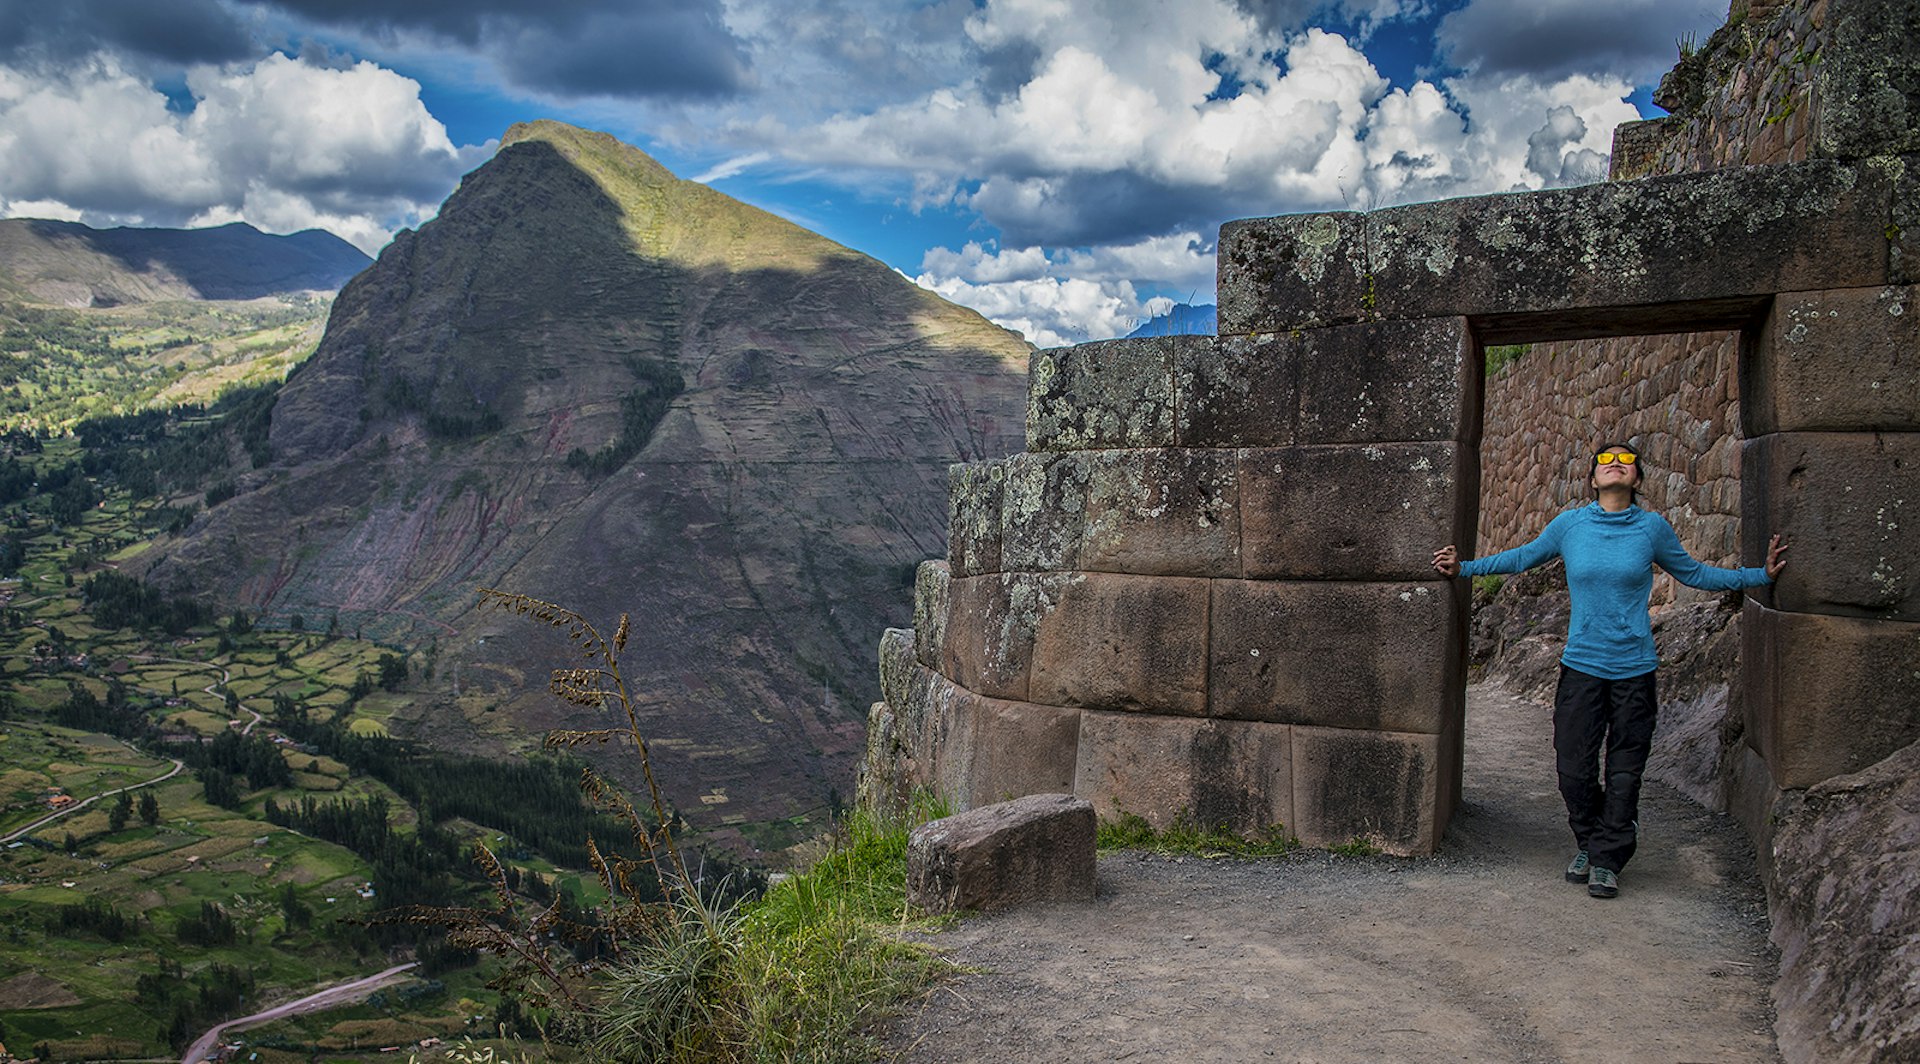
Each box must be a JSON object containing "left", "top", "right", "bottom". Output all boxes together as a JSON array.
[{"left": 182, "top": 962, "right": 419, "bottom": 1064}]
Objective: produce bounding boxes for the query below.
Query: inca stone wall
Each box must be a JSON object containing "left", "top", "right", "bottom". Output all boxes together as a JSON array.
[{"left": 866, "top": 134, "right": 1917, "bottom": 860}]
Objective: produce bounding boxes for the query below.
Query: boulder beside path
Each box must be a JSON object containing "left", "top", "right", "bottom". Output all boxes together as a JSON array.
[{"left": 907, "top": 793, "right": 1096, "bottom": 913}]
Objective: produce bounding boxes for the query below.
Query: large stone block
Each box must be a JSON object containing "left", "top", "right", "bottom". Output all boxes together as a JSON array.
[
  {"left": 948, "top": 460, "right": 1005, "bottom": 577},
  {"left": 948, "top": 696, "right": 1082, "bottom": 809},
  {"left": 1237, "top": 443, "right": 1472, "bottom": 581},
  {"left": 1209, "top": 579, "right": 1463, "bottom": 734},
  {"left": 1367, "top": 161, "right": 1892, "bottom": 336},
  {"left": 1740, "top": 431, "right": 1920, "bottom": 621},
  {"left": 1291, "top": 726, "right": 1443, "bottom": 855},
  {"left": 1744, "top": 286, "right": 1920, "bottom": 435},
  {"left": 1174, "top": 319, "right": 1476, "bottom": 448},
  {"left": 1893, "top": 155, "right": 1920, "bottom": 286},
  {"left": 1217, "top": 211, "right": 1370, "bottom": 334},
  {"left": 1072, "top": 710, "right": 1294, "bottom": 837},
  {"left": 1000, "top": 452, "right": 1090, "bottom": 572},
  {"left": 1079, "top": 449, "right": 1240, "bottom": 577},
  {"left": 942, "top": 573, "right": 1078, "bottom": 701},
  {"left": 1027, "top": 337, "right": 1192, "bottom": 451},
  {"left": 1741, "top": 600, "right": 1920, "bottom": 789},
  {"left": 1295, "top": 318, "right": 1477, "bottom": 446},
  {"left": 907, "top": 793, "right": 1096, "bottom": 913},
  {"left": 1028, "top": 572, "right": 1211, "bottom": 716},
  {"left": 912, "top": 560, "right": 950, "bottom": 669},
  {"left": 1815, "top": 0, "right": 1920, "bottom": 159},
  {"left": 878, "top": 626, "right": 916, "bottom": 714}
]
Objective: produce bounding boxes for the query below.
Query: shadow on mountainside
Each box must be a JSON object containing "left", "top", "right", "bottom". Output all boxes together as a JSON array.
[{"left": 884, "top": 681, "right": 1780, "bottom": 1063}]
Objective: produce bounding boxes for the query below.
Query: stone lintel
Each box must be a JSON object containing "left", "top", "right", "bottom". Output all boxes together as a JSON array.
[
  {"left": 1741, "top": 599, "right": 1920, "bottom": 789},
  {"left": 1209, "top": 579, "right": 1463, "bottom": 734},
  {"left": 1741, "top": 431, "right": 1920, "bottom": 621},
  {"left": 1072, "top": 710, "right": 1294, "bottom": 838},
  {"left": 1219, "top": 160, "right": 1894, "bottom": 335},
  {"left": 1743, "top": 286, "right": 1920, "bottom": 435}
]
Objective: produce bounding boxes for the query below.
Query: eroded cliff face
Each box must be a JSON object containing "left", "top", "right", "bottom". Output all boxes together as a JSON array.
[{"left": 143, "top": 121, "right": 1031, "bottom": 850}]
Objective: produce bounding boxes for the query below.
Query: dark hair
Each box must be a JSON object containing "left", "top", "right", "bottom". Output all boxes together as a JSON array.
[{"left": 1589, "top": 441, "right": 1644, "bottom": 503}]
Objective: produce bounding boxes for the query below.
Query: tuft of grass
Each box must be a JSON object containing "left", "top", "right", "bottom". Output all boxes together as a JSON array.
[
  {"left": 585, "top": 804, "right": 951, "bottom": 1063},
  {"left": 1472, "top": 574, "right": 1505, "bottom": 596},
  {"left": 1483, "top": 343, "right": 1532, "bottom": 378},
  {"left": 1327, "top": 837, "right": 1382, "bottom": 857},
  {"left": 1096, "top": 811, "right": 1297, "bottom": 858}
]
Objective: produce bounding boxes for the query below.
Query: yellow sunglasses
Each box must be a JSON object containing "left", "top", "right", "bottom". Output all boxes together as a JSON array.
[{"left": 1594, "top": 452, "right": 1638, "bottom": 465}]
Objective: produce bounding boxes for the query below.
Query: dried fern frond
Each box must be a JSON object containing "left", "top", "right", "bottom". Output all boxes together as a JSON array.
[
  {"left": 549, "top": 666, "right": 615, "bottom": 708},
  {"left": 614, "top": 613, "right": 631, "bottom": 652}
]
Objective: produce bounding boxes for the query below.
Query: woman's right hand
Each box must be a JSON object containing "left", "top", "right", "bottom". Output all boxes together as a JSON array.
[{"left": 1432, "top": 545, "right": 1459, "bottom": 577}]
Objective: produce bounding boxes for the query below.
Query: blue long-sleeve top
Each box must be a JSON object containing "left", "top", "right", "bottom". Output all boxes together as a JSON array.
[{"left": 1460, "top": 503, "right": 1771, "bottom": 679}]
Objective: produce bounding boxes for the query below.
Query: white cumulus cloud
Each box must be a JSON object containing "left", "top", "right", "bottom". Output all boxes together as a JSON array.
[{"left": 0, "top": 52, "right": 491, "bottom": 253}]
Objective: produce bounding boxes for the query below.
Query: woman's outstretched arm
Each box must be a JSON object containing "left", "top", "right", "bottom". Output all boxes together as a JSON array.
[
  {"left": 1434, "top": 512, "right": 1569, "bottom": 578},
  {"left": 1649, "top": 517, "right": 1784, "bottom": 589}
]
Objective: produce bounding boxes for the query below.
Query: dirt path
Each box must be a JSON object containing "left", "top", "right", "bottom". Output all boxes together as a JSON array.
[
  {"left": 182, "top": 962, "right": 419, "bottom": 1064},
  {"left": 884, "top": 683, "right": 1780, "bottom": 1063}
]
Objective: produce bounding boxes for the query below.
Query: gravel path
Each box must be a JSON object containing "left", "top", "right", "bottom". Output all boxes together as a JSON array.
[{"left": 883, "top": 683, "right": 1780, "bottom": 1063}]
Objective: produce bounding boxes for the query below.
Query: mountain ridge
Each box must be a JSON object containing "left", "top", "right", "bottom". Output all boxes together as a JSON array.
[{"left": 0, "top": 218, "right": 370, "bottom": 306}]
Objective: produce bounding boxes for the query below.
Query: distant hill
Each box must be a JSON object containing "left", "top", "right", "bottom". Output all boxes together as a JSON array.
[
  {"left": 1128, "top": 303, "right": 1216, "bottom": 337},
  {"left": 0, "top": 219, "right": 370, "bottom": 307},
  {"left": 141, "top": 121, "right": 1031, "bottom": 853}
]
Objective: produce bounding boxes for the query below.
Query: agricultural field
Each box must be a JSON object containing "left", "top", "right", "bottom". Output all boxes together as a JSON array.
[
  {"left": 0, "top": 438, "right": 558, "bottom": 1059},
  {"left": 0, "top": 296, "right": 331, "bottom": 434}
]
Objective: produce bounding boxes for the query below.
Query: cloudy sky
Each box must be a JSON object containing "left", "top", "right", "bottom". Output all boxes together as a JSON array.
[{"left": 0, "top": 0, "right": 1727, "bottom": 346}]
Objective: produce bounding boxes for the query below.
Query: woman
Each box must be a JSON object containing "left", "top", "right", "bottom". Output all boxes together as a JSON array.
[{"left": 1432, "top": 443, "right": 1787, "bottom": 899}]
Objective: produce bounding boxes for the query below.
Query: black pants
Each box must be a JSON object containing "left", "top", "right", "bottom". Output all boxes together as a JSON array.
[{"left": 1553, "top": 665, "right": 1658, "bottom": 873}]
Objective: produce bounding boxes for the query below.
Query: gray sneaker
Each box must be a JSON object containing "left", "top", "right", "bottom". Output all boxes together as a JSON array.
[
  {"left": 1565, "top": 850, "right": 1590, "bottom": 884},
  {"left": 1588, "top": 866, "right": 1619, "bottom": 899}
]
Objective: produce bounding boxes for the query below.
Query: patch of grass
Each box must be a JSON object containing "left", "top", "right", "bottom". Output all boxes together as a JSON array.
[
  {"left": 588, "top": 804, "right": 952, "bottom": 1063},
  {"left": 1096, "top": 811, "right": 1298, "bottom": 858},
  {"left": 1484, "top": 343, "right": 1532, "bottom": 378},
  {"left": 1472, "top": 574, "right": 1505, "bottom": 596},
  {"left": 1327, "top": 837, "right": 1382, "bottom": 857}
]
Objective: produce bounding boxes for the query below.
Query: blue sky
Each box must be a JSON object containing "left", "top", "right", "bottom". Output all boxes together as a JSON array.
[{"left": 0, "top": 0, "right": 1727, "bottom": 345}]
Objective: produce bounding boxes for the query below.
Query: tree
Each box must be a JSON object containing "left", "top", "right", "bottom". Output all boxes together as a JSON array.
[
  {"left": 138, "top": 790, "right": 159, "bottom": 826},
  {"left": 108, "top": 790, "right": 132, "bottom": 832}
]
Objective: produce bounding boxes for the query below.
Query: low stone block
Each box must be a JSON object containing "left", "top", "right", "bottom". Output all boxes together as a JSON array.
[
  {"left": 1237, "top": 443, "right": 1471, "bottom": 581},
  {"left": 1174, "top": 320, "right": 1475, "bottom": 448},
  {"left": 907, "top": 793, "right": 1097, "bottom": 913},
  {"left": 913, "top": 560, "right": 950, "bottom": 669},
  {"left": 1028, "top": 572, "right": 1211, "bottom": 716},
  {"left": 1027, "top": 338, "right": 1190, "bottom": 451},
  {"left": 1079, "top": 449, "right": 1240, "bottom": 577},
  {"left": 948, "top": 460, "right": 1005, "bottom": 577},
  {"left": 1072, "top": 711, "right": 1294, "bottom": 837},
  {"left": 878, "top": 627, "right": 916, "bottom": 714},
  {"left": 1740, "top": 431, "right": 1920, "bottom": 621},
  {"left": 1291, "top": 726, "right": 1443, "bottom": 855},
  {"left": 949, "top": 697, "right": 1082, "bottom": 809},
  {"left": 1367, "top": 160, "right": 1892, "bottom": 330},
  {"left": 1744, "top": 286, "right": 1920, "bottom": 434},
  {"left": 1217, "top": 211, "right": 1370, "bottom": 334},
  {"left": 1000, "top": 452, "right": 1090, "bottom": 572},
  {"left": 1741, "top": 600, "right": 1920, "bottom": 789},
  {"left": 942, "top": 572, "right": 1078, "bottom": 701},
  {"left": 1209, "top": 579, "right": 1462, "bottom": 734}
]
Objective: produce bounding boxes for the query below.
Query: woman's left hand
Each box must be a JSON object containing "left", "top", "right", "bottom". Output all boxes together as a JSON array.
[{"left": 1765, "top": 534, "right": 1789, "bottom": 580}]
